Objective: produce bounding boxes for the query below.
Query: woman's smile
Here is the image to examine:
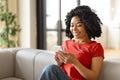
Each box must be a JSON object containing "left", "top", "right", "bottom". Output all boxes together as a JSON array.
[{"left": 73, "top": 32, "right": 81, "bottom": 36}]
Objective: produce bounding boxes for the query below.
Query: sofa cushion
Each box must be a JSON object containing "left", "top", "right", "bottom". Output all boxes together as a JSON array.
[
  {"left": 15, "top": 49, "right": 43, "bottom": 80},
  {"left": 1, "top": 77, "right": 22, "bottom": 80},
  {"left": 34, "top": 50, "right": 55, "bottom": 80}
]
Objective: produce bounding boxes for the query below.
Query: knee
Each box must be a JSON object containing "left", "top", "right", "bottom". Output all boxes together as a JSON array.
[{"left": 43, "top": 64, "right": 59, "bottom": 73}]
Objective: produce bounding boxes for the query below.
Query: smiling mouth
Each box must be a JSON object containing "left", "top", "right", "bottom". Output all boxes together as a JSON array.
[{"left": 73, "top": 32, "right": 80, "bottom": 36}]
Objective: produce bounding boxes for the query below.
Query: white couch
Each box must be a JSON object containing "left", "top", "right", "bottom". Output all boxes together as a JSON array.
[{"left": 0, "top": 48, "right": 120, "bottom": 80}]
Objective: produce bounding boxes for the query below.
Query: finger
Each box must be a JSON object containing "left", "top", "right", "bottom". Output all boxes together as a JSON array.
[{"left": 57, "top": 54, "right": 65, "bottom": 63}]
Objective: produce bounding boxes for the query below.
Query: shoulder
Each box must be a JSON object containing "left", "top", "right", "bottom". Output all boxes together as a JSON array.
[
  {"left": 89, "top": 41, "right": 103, "bottom": 48},
  {"left": 90, "top": 41, "right": 104, "bottom": 58},
  {"left": 62, "top": 39, "right": 73, "bottom": 48}
]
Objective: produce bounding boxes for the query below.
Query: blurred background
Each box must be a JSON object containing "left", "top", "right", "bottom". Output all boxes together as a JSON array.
[{"left": 0, "top": 0, "right": 120, "bottom": 58}]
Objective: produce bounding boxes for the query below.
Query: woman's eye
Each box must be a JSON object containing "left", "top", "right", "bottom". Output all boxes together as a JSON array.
[
  {"left": 70, "top": 23, "right": 82, "bottom": 27},
  {"left": 77, "top": 23, "right": 82, "bottom": 27},
  {"left": 70, "top": 25, "right": 74, "bottom": 27}
]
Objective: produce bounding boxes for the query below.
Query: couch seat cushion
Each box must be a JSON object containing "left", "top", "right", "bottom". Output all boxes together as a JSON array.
[{"left": 1, "top": 77, "right": 23, "bottom": 80}]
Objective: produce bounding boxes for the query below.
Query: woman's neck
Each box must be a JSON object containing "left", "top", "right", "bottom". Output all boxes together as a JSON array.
[{"left": 72, "top": 37, "right": 91, "bottom": 44}]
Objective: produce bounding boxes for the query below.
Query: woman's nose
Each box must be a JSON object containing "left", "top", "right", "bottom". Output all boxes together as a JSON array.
[{"left": 73, "top": 26, "right": 77, "bottom": 30}]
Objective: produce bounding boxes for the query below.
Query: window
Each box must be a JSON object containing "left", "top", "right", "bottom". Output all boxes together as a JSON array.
[
  {"left": 37, "top": 0, "right": 80, "bottom": 50},
  {"left": 37, "top": 0, "right": 120, "bottom": 50}
]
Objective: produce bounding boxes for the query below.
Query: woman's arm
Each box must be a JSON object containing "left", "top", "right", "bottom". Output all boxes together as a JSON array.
[
  {"left": 73, "top": 57, "right": 103, "bottom": 80},
  {"left": 58, "top": 52, "right": 103, "bottom": 80}
]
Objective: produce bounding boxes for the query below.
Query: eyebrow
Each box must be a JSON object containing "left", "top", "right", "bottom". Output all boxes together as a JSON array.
[{"left": 70, "top": 22, "right": 82, "bottom": 24}]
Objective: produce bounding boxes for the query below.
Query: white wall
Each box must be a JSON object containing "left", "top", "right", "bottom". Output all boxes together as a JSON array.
[
  {"left": 106, "top": 0, "right": 120, "bottom": 49},
  {"left": 18, "top": 0, "right": 37, "bottom": 48},
  {"left": 95, "top": 25, "right": 108, "bottom": 49}
]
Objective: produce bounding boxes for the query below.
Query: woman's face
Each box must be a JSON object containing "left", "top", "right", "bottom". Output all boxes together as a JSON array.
[{"left": 70, "top": 16, "right": 88, "bottom": 39}]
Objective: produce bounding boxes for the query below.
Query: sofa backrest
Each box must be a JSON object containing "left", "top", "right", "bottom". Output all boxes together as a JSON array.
[{"left": 98, "top": 58, "right": 120, "bottom": 80}]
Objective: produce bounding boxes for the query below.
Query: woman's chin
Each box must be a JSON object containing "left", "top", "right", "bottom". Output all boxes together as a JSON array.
[{"left": 73, "top": 36, "right": 80, "bottom": 39}]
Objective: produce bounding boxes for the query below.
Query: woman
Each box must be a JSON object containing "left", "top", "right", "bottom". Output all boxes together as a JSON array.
[{"left": 40, "top": 5, "right": 104, "bottom": 80}]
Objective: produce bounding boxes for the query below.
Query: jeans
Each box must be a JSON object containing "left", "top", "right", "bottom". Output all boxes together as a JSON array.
[{"left": 39, "top": 64, "right": 70, "bottom": 80}]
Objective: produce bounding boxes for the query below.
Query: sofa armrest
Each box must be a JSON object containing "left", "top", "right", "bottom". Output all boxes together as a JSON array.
[{"left": 0, "top": 49, "right": 17, "bottom": 79}]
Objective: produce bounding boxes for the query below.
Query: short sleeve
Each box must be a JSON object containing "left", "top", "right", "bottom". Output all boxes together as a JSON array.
[{"left": 92, "top": 43, "right": 104, "bottom": 58}]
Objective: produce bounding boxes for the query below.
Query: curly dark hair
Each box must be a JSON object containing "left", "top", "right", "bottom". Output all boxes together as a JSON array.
[{"left": 65, "top": 5, "right": 103, "bottom": 39}]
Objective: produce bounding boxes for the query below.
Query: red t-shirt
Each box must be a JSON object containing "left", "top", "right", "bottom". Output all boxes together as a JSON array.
[{"left": 61, "top": 40, "right": 104, "bottom": 80}]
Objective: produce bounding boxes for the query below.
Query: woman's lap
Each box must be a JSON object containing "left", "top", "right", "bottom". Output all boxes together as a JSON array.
[{"left": 39, "top": 64, "right": 70, "bottom": 80}]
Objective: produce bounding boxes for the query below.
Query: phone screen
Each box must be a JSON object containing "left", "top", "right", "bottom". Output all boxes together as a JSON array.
[{"left": 53, "top": 45, "right": 63, "bottom": 52}]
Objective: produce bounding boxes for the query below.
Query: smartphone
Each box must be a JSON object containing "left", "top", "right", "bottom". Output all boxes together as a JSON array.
[{"left": 53, "top": 45, "right": 63, "bottom": 52}]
